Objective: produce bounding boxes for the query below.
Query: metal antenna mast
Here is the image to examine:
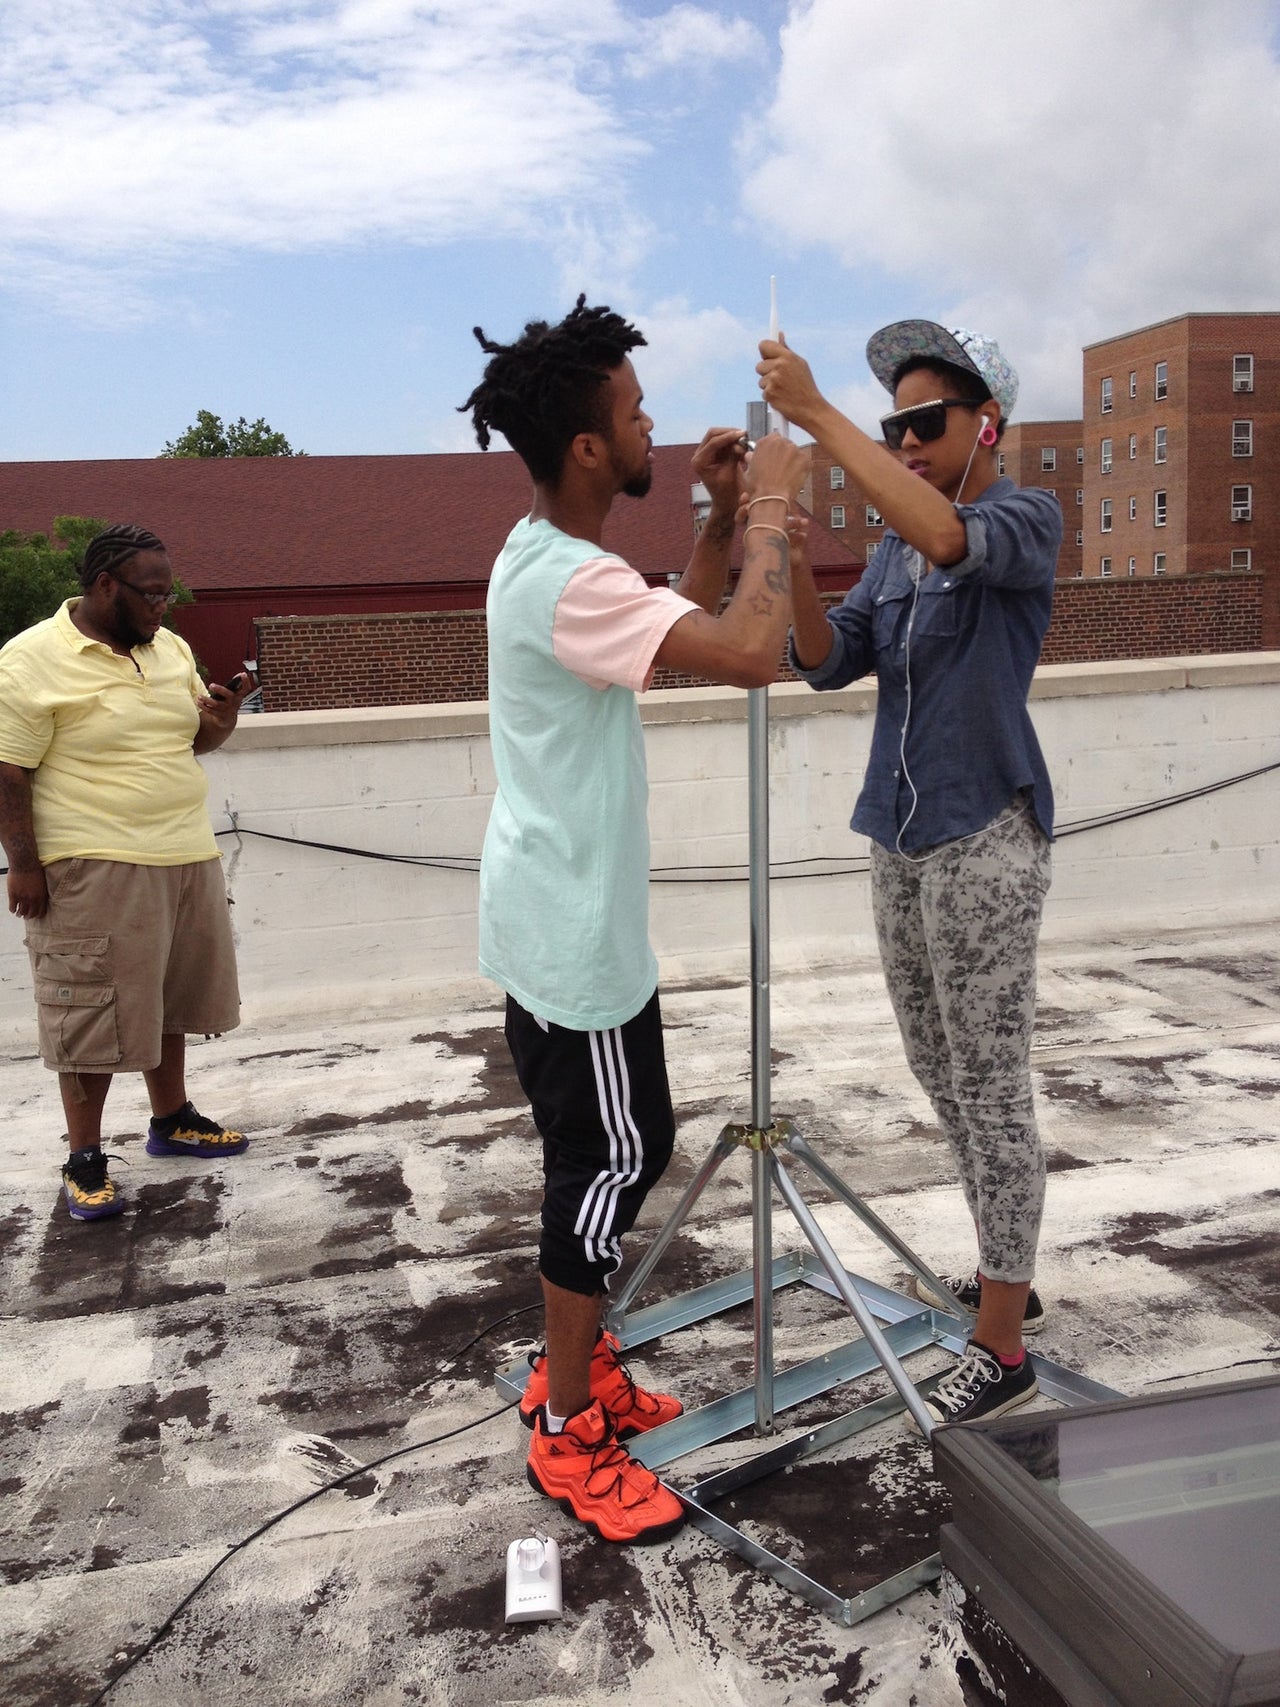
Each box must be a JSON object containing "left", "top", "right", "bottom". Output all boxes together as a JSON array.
[{"left": 499, "top": 281, "right": 1116, "bottom": 1621}]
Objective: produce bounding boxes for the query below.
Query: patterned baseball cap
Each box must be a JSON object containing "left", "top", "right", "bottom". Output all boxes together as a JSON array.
[{"left": 866, "top": 320, "right": 1019, "bottom": 419}]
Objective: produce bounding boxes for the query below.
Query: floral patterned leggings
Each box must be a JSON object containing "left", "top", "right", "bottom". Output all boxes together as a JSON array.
[{"left": 869, "top": 798, "right": 1052, "bottom": 1284}]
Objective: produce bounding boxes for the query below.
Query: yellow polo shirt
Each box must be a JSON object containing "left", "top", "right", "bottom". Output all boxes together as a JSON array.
[{"left": 0, "top": 600, "right": 219, "bottom": 866}]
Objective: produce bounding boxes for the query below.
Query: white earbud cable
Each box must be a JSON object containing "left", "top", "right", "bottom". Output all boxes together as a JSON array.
[{"left": 894, "top": 421, "right": 989, "bottom": 861}]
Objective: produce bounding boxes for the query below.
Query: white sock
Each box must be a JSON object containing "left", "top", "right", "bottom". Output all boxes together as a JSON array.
[{"left": 544, "top": 1407, "right": 568, "bottom": 1434}]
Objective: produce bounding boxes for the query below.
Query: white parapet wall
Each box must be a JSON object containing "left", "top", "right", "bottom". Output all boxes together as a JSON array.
[{"left": 2, "top": 655, "right": 1278, "bottom": 1039}]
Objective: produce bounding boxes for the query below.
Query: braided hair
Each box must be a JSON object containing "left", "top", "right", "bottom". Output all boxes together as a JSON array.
[
  {"left": 80, "top": 524, "right": 166, "bottom": 590},
  {"left": 458, "top": 294, "right": 647, "bottom": 484}
]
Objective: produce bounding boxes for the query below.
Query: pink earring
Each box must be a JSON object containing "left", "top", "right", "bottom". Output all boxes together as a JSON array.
[{"left": 979, "top": 420, "right": 998, "bottom": 447}]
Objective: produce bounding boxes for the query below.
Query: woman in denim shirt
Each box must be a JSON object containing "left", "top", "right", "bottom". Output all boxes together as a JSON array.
[{"left": 758, "top": 321, "right": 1062, "bottom": 1429}]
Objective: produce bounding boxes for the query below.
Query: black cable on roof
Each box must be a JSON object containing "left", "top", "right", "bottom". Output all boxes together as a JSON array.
[{"left": 195, "top": 758, "right": 1279, "bottom": 883}]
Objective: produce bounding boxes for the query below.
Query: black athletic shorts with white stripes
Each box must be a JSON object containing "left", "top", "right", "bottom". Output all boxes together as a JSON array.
[{"left": 504, "top": 989, "right": 676, "bottom": 1297}]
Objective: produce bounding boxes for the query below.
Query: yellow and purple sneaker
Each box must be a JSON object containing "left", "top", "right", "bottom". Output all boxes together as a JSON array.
[
  {"left": 145, "top": 1102, "right": 248, "bottom": 1158},
  {"left": 61, "top": 1147, "right": 125, "bottom": 1221}
]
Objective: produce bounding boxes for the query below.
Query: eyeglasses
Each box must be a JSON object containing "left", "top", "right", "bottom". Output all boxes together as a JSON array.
[
  {"left": 879, "top": 398, "right": 978, "bottom": 451},
  {"left": 110, "top": 573, "right": 179, "bottom": 609}
]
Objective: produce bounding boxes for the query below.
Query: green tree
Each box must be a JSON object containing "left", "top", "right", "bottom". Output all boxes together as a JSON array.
[
  {"left": 0, "top": 517, "right": 194, "bottom": 649},
  {"left": 159, "top": 409, "right": 303, "bottom": 458},
  {"left": 0, "top": 517, "right": 100, "bottom": 647}
]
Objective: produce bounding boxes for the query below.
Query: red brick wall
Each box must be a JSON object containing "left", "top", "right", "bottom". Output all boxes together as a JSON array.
[
  {"left": 256, "top": 575, "right": 1263, "bottom": 711},
  {"left": 255, "top": 611, "right": 490, "bottom": 711},
  {"left": 1041, "top": 571, "right": 1262, "bottom": 663}
]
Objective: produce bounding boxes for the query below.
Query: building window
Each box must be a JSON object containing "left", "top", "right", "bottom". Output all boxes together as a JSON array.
[
  {"left": 1076, "top": 446, "right": 1084, "bottom": 465},
  {"left": 1129, "top": 371, "right": 1137, "bottom": 398},
  {"left": 830, "top": 465, "right": 845, "bottom": 489},
  {"left": 1100, "top": 438, "right": 1112, "bottom": 473},
  {"left": 1100, "top": 498, "right": 1113, "bottom": 532},
  {"left": 1129, "top": 433, "right": 1138, "bottom": 459},
  {"left": 1155, "top": 360, "right": 1168, "bottom": 400},
  {"left": 1101, "top": 376, "right": 1113, "bottom": 414},
  {"left": 1154, "top": 490, "right": 1168, "bottom": 527},
  {"left": 830, "top": 504, "right": 846, "bottom": 529},
  {"left": 1233, "top": 420, "right": 1253, "bottom": 457},
  {"left": 1231, "top": 548, "right": 1252, "bottom": 570},
  {"left": 865, "top": 504, "right": 883, "bottom": 527},
  {"left": 1128, "top": 496, "right": 1137, "bottom": 521},
  {"left": 1233, "top": 354, "right": 1254, "bottom": 393},
  {"left": 1127, "top": 556, "right": 1137, "bottom": 577},
  {"left": 1076, "top": 488, "right": 1083, "bottom": 506},
  {"left": 996, "top": 452, "right": 1006, "bottom": 475},
  {"left": 1075, "top": 530, "right": 1084, "bottom": 546},
  {"left": 1099, "top": 556, "right": 1112, "bottom": 578},
  {"left": 1231, "top": 484, "right": 1252, "bottom": 522},
  {"left": 1040, "top": 447, "right": 1056, "bottom": 471},
  {"left": 1153, "top": 552, "right": 1167, "bottom": 575},
  {"left": 1154, "top": 426, "right": 1167, "bottom": 464}
]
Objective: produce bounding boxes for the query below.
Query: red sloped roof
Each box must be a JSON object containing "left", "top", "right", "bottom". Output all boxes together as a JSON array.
[{"left": 0, "top": 446, "right": 860, "bottom": 591}]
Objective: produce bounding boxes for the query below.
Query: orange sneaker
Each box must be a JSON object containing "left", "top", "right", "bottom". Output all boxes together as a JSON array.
[
  {"left": 519, "top": 1331, "right": 683, "bottom": 1438},
  {"left": 526, "top": 1399, "right": 685, "bottom": 1544}
]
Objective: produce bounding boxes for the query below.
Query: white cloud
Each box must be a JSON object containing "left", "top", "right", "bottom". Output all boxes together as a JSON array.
[
  {"left": 742, "top": 0, "right": 1280, "bottom": 419},
  {"left": 624, "top": 4, "right": 765, "bottom": 78},
  {"left": 547, "top": 207, "right": 661, "bottom": 309},
  {"left": 0, "top": 0, "right": 644, "bottom": 310},
  {"left": 633, "top": 297, "right": 760, "bottom": 437}
]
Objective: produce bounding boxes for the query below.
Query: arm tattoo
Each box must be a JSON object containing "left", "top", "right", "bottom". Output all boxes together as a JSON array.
[
  {"left": 763, "top": 535, "right": 791, "bottom": 595},
  {"left": 704, "top": 513, "right": 735, "bottom": 549}
]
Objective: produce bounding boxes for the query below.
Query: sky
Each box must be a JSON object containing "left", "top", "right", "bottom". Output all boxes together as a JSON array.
[{"left": 3, "top": 0, "right": 1280, "bottom": 463}]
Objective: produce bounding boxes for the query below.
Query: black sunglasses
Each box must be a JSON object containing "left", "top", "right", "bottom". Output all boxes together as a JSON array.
[
  {"left": 879, "top": 397, "right": 979, "bottom": 451},
  {"left": 110, "top": 572, "right": 179, "bottom": 609}
]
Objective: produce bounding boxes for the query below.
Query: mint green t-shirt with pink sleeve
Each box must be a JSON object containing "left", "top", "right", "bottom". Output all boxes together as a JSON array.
[{"left": 479, "top": 517, "right": 694, "bottom": 1031}]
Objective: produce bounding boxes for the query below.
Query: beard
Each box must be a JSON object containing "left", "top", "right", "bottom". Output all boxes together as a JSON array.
[
  {"left": 111, "top": 610, "right": 158, "bottom": 650},
  {"left": 603, "top": 430, "right": 652, "bottom": 501}
]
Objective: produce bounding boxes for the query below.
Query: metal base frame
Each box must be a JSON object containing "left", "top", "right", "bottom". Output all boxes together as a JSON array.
[
  {"left": 495, "top": 1116, "right": 1122, "bottom": 1627},
  {"left": 494, "top": 685, "right": 1120, "bottom": 1624}
]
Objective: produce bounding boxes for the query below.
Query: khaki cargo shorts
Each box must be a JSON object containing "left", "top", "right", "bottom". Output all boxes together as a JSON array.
[{"left": 24, "top": 857, "right": 241, "bottom": 1073}]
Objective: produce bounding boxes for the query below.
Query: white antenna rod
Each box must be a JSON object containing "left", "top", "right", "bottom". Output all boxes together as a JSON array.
[{"left": 768, "top": 276, "right": 789, "bottom": 440}]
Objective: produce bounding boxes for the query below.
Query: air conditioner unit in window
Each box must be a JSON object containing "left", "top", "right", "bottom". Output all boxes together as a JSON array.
[
  {"left": 1231, "top": 505, "right": 1252, "bottom": 521},
  {"left": 1233, "top": 377, "right": 1252, "bottom": 392}
]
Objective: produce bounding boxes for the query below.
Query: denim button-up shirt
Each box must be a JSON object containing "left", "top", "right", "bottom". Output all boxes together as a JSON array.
[{"left": 790, "top": 477, "right": 1061, "bottom": 852}]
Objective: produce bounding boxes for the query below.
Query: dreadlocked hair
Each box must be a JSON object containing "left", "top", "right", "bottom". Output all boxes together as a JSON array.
[
  {"left": 80, "top": 524, "right": 166, "bottom": 590},
  {"left": 458, "top": 294, "right": 647, "bottom": 484}
]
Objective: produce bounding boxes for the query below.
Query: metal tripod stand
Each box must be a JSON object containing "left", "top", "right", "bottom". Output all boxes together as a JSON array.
[
  {"left": 590, "top": 685, "right": 1118, "bottom": 1621},
  {"left": 608, "top": 685, "right": 957, "bottom": 1441},
  {"left": 494, "top": 616, "right": 1120, "bottom": 1622}
]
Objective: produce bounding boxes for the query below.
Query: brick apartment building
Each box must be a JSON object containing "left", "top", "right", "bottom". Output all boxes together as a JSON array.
[
  {"left": 995, "top": 422, "right": 1084, "bottom": 578},
  {"left": 803, "top": 424, "right": 1083, "bottom": 580},
  {"left": 0, "top": 446, "right": 862, "bottom": 692},
  {"left": 1081, "top": 312, "right": 1279, "bottom": 639},
  {"left": 2, "top": 312, "right": 1273, "bottom": 709}
]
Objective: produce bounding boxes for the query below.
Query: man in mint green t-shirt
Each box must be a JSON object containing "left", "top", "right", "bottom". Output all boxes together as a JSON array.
[{"left": 461, "top": 297, "right": 808, "bottom": 1545}]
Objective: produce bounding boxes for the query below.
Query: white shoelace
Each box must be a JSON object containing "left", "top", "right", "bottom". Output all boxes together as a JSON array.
[{"left": 931, "top": 1345, "right": 1001, "bottom": 1416}]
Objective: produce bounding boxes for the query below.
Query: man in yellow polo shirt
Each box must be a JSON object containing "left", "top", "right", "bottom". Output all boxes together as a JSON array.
[{"left": 0, "top": 524, "right": 251, "bottom": 1221}]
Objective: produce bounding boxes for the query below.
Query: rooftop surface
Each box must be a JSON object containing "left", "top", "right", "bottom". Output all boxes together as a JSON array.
[{"left": 3, "top": 919, "right": 1278, "bottom": 1707}]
